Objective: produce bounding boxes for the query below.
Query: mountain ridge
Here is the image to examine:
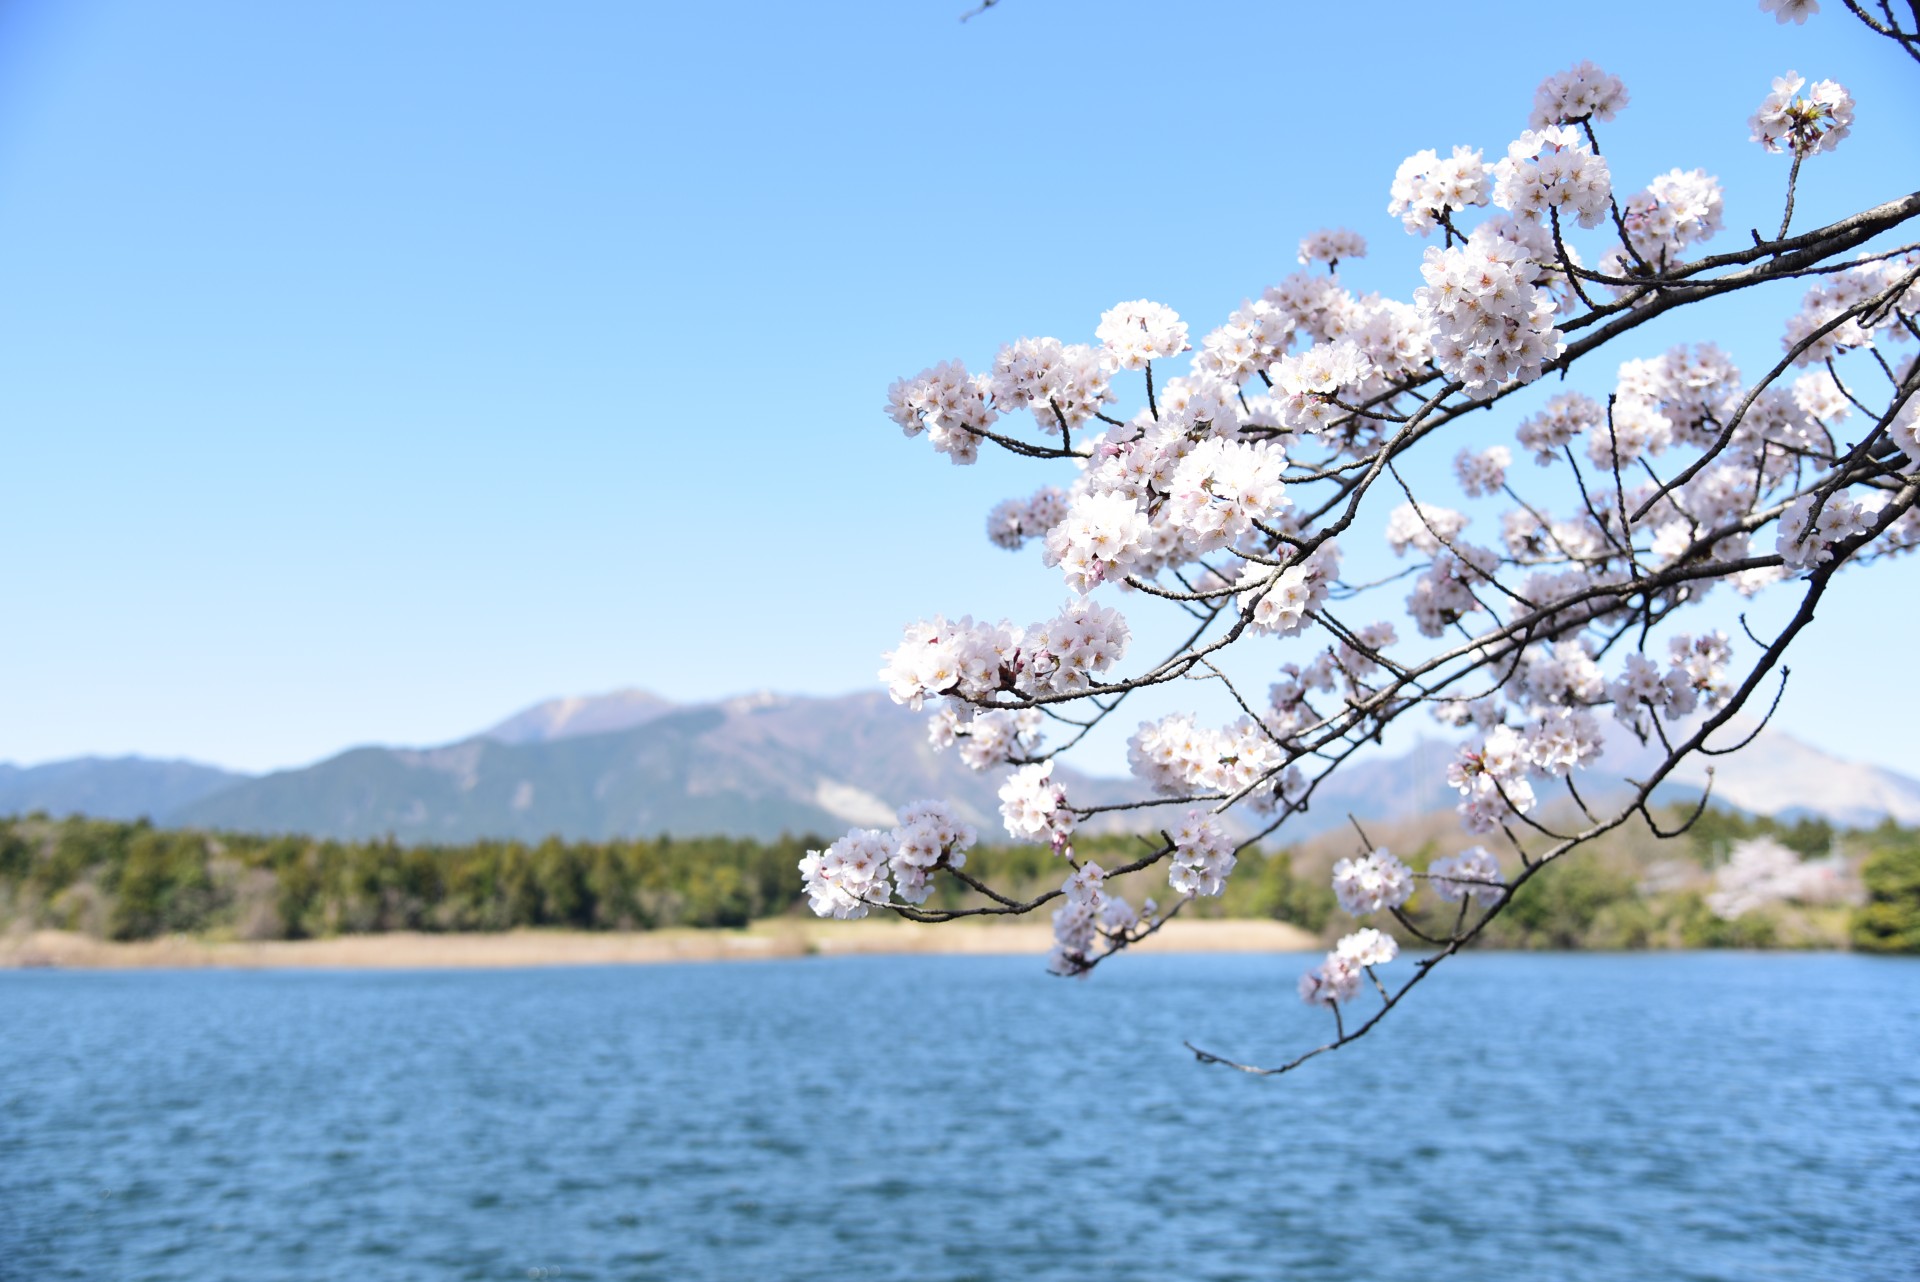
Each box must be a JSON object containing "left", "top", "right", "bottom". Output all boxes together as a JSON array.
[{"left": 6, "top": 688, "right": 1917, "bottom": 842}]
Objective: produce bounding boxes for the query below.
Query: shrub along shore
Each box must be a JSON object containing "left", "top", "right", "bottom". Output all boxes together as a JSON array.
[{"left": 0, "top": 810, "right": 1915, "bottom": 966}]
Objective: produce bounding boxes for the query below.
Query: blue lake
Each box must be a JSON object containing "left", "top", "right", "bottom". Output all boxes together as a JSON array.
[{"left": 2, "top": 952, "right": 1916, "bottom": 1281}]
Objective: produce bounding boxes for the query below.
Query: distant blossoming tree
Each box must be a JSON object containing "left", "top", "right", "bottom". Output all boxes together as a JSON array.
[{"left": 804, "top": 0, "right": 1920, "bottom": 1074}]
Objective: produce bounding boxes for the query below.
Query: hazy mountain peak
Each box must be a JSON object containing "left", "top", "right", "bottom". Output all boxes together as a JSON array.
[{"left": 482, "top": 689, "right": 677, "bottom": 744}]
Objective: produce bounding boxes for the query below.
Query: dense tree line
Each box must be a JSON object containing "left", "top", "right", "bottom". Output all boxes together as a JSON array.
[
  {"left": 0, "top": 816, "right": 1341, "bottom": 943},
  {"left": 0, "top": 809, "right": 1914, "bottom": 951},
  {"left": 0, "top": 816, "right": 811, "bottom": 940}
]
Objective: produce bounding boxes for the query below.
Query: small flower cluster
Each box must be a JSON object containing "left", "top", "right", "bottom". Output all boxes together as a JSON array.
[
  {"left": 1760, "top": 0, "right": 1819, "bottom": 23},
  {"left": 1298, "top": 928, "right": 1400, "bottom": 1007},
  {"left": 1427, "top": 846, "right": 1504, "bottom": 905},
  {"left": 1331, "top": 847, "right": 1415, "bottom": 916},
  {"left": 990, "top": 337, "right": 1115, "bottom": 435},
  {"left": 885, "top": 359, "right": 997, "bottom": 464},
  {"left": 927, "top": 702, "right": 1043, "bottom": 771},
  {"left": 999, "top": 760, "right": 1075, "bottom": 849},
  {"left": 1416, "top": 220, "right": 1566, "bottom": 394},
  {"left": 1891, "top": 395, "right": 1920, "bottom": 471},
  {"left": 1448, "top": 725, "right": 1539, "bottom": 832},
  {"left": 1387, "top": 146, "right": 1492, "bottom": 235},
  {"left": 1166, "top": 438, "right": 1290, "bottom": 553},
  {"left": 1529, "top": 60, "right": 1629, "bottom": 128},
  {"left": 1237, "top": 542, "right": 1340, "bottom": 637},
  {"left": 1298, "top": 227, "right": 1368, "bottom": 268},
  {"left": 1043, "top": 491, "right": 1150, "bottom": 593},
  {"left": 1776, "top": 490, "right": 1873, "bottom": 570},
  {"left": 1454, "top": 445, "right": 1512, "bottom": 497},
  {"left": 1608, "top": 631, "right": 1734, "bottom": 731},
  {"left": 1493, "top": 126, "right": 1614, "bottom": 230},
  {"left": 1782, "top": 254, "right": 1920, "bottom": 366},
  {"left": 985, "top": 486, "right": 1069, "bottom": 551},
  {"left": 1387, "top": 501, "right": 1469, "bottom": 555},
  {"left": 1749, "top": 71, "right": 1854, "bottom": 156},
  {"left": 1025, "top": 598, "right": 1134, "bottom": 696},
  {"left": 879, "top": 599, "right": 1130, "bottom": 709},
  {"left": 1048, "top": 862, "right": 1143, "bottom": 976},
  {"left": 799, "top": 801, "right": 978, "bottom": 917},
  {"left": 1611, "top": 169, "right": 1725, "bottom": 271},
  {"left": 1516, "top": 391, "right": 1605, "bottom": 464},
  {"left": 879, "top": 614, "right": 1022, "bottom": 710},
  {"left": 1127, "top": 713, "right": 1299, "bottom": 810},
  {"left": 1095, "top": 300, "right": 1190, "bottom": 371},
  {"left": 1167, "top": 809, "right": 1237, "bottom": 898}
]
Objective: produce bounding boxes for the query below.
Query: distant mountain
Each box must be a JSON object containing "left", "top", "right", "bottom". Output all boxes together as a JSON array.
[
  {"left": 1603, "top": 715, "right": 1920, "bottom": 828},
  {"left": 0, "top": 757, "right": 251, "bottom": 822},
  {"left": 482, "top": 688, "right": 678, "bottom": 744},
  {"left": 171, "top": 692, "right": 1138, "bottom": 844},
  {"left": 9, "top": 689, "right": 1920, "bottom": 843}
]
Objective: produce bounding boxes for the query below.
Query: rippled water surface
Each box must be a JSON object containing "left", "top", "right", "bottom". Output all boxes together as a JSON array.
[{"left": 3, "top": 952, "right": 1917, "bottom": 1281}]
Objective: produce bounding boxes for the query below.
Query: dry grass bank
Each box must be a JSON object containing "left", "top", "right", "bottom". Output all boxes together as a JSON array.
[{"left": 0, "top": 917, "right": 1319, "bottom": 971}]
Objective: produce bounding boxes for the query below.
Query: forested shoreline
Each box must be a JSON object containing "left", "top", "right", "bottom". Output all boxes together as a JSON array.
[{"left": 0, "top": 810, "right": 1915, "bottom": 953}]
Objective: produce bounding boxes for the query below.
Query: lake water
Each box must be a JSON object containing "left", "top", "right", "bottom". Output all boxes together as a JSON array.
[{"left": 2, "top": 952, "right": 1916, "bottom": 1282}]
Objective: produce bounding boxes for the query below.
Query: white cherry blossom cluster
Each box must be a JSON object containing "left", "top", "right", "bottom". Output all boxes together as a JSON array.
[
  {"left": 999, "top": 760, "right": 1075, "bottom": 850},
  {"left": 1447, "top": 725, "right": 1539, "bottom": 832},
  {"left": 1454, "top": 445, "right": 1512, "bottom": 497},
  {"left": 1331, "top": 848, "right": 1415, "bottom": 916},
  {"left": 1610, "top": 169, "right": 1725, "bottom": 271},
  {"left": 1515, "top": 391, "right": 1605, "bottom": 464},
  {"left": 885, "top": 359, "right": 996, "bottom": 464},
  {"left": 1337, "top": 927, "right": 1399, "bottom": 968},
  {"left": 1096, "top": 300, "right": 1191, "bottom": 371},
  {"left": 798, "top": 829, "right": 893, "bottom": 919},
  {"left": 1297, "top": 955, "right": 1360, "bottom": 1007},
  {"left": 1387, "top": 501, "right": 1469, "bottom": 555},
  {"left": 1492, "top": 126, "right": 1614, "bottom": 230},
  {"left": 1529, "top": 60, "right": 1629, "bottom": 128},
  {"left": 1405, "top": 543, "right": 1501, "bottom": 639},
  {"left": 1416, "top": 220, "right": 1566, "bottom": 394},
  {"left": 1607, "top": 632, "right": 1733, "bottom": 733},
  {"left": 1891, "top": 394, "right": 1920, "bottom": 471},
  {"left": 1782, "top": 253, "right": 1920, "bottom": 365},
  {"left": 927, "top": 702, "right": 1043, "bottom": 771},
  {"left": 1776, "top": 489, "right": 1873, "bottom": 570},
  {"left": 1387, "top": 145, "right": 1491, "bottom": 236},
  {"left": 1167, "top": 809, "right": 1237, "bottom": 898},
  {"left": 985, "top": 486, "right": 1069, "bottom": 551},
  {"left": 1043, "top": 491, "right": 1150, "bottom": 592},
  {"left": 1427, "top": 846, "right": 1504, "bottom": 905},
  {"left": 1749, "top": 71, "right": 1854, "bottom": 157},
  {"left": 880, "top": 600, "right": 1130, "bottom": 709},
  {"left": 990, "top": 337, "right": 1114, "bottom": 435},
  {"left": 891, "top": 801, "right": 980, "bottom": 904},
  {"left": 1236, "top": 542, "right": 1340, "bottom": 637},
  {"left": 1049, "top": 861, "right": 1120, "bottom": 976},
  {"left": 1024, "top": 598, "right": 1133, "bottom": 696},
  {"left": 1760, "top": 0, "right": 1820, "bottom": 23},
  {"left": 1299, "top": 928, "right": 1400, "bottom": 1007},
  {"left": 1298, "top": 227, "right": 1368, "bottom": 268},
  {"left": 1165, "top": 438, "right": 1290, "bottom": 553},
  {"left": 798, "top": 801, "right": 979, "bottom": 917},
  {"left": 880, "top": 614, "right": 1022, "bottom": 710},
  {"left": 1126, "top": 713, "right": 1302, "bottom": 811}
]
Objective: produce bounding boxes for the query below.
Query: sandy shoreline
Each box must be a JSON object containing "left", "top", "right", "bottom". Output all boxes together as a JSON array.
[{"left": 0, "top": 918, "right": 1322, "bottom": 971}]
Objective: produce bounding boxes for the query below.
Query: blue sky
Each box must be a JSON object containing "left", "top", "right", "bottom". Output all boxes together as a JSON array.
[{"left": 2, "top": 0, "right": 1916, "bottom": 778}]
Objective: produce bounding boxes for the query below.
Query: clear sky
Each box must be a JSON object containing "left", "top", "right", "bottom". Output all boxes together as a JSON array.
[{"left": 2, "top": 0, "right": 1917, "bottom": 778}]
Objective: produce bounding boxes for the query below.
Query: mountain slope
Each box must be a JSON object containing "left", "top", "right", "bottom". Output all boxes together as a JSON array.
[
  {"left": 171, "top": 693, "right": 1135, "bottom": 844},
  {"left": 0, "top": 757, "right": 250, "bottom": 822},
  {"left": 16, "top": 690, "right": 1920, "bottom": 844}
]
